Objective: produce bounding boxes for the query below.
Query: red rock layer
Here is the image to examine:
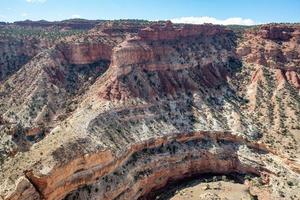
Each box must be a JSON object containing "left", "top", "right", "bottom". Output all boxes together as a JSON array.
[
  {"left": 20, "top": 131, "right": 271, "bottom": 200},
  {"left": 258, "top": 25, "right": 294, "bottom": 41},
  {"left": 238, "top": 25, "right": 300, "bottom": 90},
  {"left": 139, "top": 21, "right": 231, "bottom": 41},
  {"left": 98, "top": 22, "right": 236, "bottom": 100},
  {"left": 56, "top": 42, "right": 113, "bottom": 65}
]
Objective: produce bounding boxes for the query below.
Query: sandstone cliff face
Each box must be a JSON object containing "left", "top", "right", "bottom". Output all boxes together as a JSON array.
[
  {"left": 0, "top": 19, "right": 109, "bottom": 82},
  {"left": 238, "top": 25, "right": 300, "bottom": 68},
  {"left": 259, "top": 25, "right": 294, "bottom": 41},
  {"left": 56, "top": 42, "right": 113, "bottom": 65},
  {"left": 0, "top": 22, "right": 300, "bottom": 200},
  {"left": 100, "top": 23, "right": 237, "bottom": 100},
  {"left": 138, "top": 21, "right": 231, "bottom": 41},
  {"left": 61, "top": 132, "right": 270, "bottom": 200},
  {"left": 0, "top": 29, "right": 116, "bottom": 162}
]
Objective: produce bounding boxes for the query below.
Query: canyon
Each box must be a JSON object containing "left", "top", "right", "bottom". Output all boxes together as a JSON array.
[{"left": 0, "top": 20, "right": 299, "bottom": 200}]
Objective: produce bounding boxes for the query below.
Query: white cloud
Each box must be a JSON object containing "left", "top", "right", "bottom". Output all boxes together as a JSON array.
[
  {"left": 71, "top": 14, "right": 81, "bottom": 18},
  {"left": 26, "top": 0, "right": 47, "bottom": 3},
  {"left": 171, "top": 16, "right": 256, "bottom": 26}
]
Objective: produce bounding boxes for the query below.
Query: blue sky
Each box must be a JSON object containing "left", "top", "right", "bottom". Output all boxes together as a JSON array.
[{"left": 0, "top": 0, "right": 300, "bottom": 24}]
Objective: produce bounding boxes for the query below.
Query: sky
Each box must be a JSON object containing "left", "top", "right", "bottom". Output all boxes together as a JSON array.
[{"left": 0, "top": 0, "right": 300, "bottom": 25}]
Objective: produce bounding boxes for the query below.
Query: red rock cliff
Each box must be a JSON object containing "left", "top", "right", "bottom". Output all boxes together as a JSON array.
[
  {"left": 56, "top": 42, "right": 113, "bottom": 65},
  {"left": 138, "top": 21, "right": 231, "bottom": 41}
]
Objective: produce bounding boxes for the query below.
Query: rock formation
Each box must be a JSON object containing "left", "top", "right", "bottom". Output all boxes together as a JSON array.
[{"left": 0, "top": 21, "right": 299, "bottom": 200}]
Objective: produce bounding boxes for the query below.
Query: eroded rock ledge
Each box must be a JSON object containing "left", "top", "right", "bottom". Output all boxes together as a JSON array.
[
  {"left": 138, "top": 21, "right": 231, "bottom": 41},
  {"left": 7, "top": 131, "right": 273, "bottom": 200},
  {"left": 2, "top": 22, "right": 300, "bottom": 200}
]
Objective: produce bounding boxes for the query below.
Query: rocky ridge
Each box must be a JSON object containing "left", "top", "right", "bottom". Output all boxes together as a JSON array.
[{"left": 0, "top": 21, "right": 299, "bottom": 200}]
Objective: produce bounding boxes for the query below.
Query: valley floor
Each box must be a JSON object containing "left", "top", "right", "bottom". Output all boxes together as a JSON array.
[{"left": 147, "top": 174, "right": 256, "bottom": 200}]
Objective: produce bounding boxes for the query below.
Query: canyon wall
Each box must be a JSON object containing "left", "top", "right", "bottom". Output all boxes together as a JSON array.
[
  {"left": 56, "top": 42, "right": 113, "bottom": 65},
  {"left": 0, "top": 22, "right": 300, "bottom": 200},
  {"left": 6, "top": 131, "right": 272, "bottom": 200},
  {"left": 0, "top": 36, "right": 51, "bottom": 81},
  {"left": 138, "top": 21, "right": 231, "bottom": 41}
]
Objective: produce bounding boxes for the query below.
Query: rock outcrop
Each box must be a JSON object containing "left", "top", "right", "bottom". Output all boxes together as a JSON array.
[
  {"left": 0, "top": 21, "right": 300, "bottom": 200},
  {"left": 0, "top": 35, "right": 52, "bottom": 81},
  {"left": 138, "top": 21, "right": 231, "bottom": 41},
  {"left": 259, "top": 25, "right": 294, "bottom": 41},
  {"left": 56, "top": 42, "right": 113, "bottom": 65},
  {"left": 99, "top": 22, "right": 237, "bottom": 100},
  {"left": 1, "top": 131, "right": 276, "bottom": 200}
]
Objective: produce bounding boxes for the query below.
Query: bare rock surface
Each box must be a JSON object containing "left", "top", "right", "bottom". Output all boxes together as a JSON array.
[{"left": 0, "top": 21, "right": 299, "bottom": 200}]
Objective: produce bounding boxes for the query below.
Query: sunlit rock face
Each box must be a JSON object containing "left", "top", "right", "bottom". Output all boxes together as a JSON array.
[
  {"left": 56, "top": 42, "right": 113, "bottom": 65},
  {"left": 0, "top": 21, "right": 299, "bottom": 200}
]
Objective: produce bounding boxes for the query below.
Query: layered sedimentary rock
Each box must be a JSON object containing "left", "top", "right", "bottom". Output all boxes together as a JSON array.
[
  {"left": 138, "top": 21, "right": 230, "bottom": 41},
  {"left": 234, "top": 24, "right": 300, "bottom": 163},
  {"left": 0, "top": 21, "right": 300, "bottom": 200},
  {"left": 259, "top": 25, "right": 295, "bottom": 41},
  {"left": 240, "top": 28, "right": 300, "bottom": 90},
  {"left": 63, "top": 132, "right": 274, "bottom": 200},
  {"left": 56, "top": 42, "right": 113, "bottom": 65},
  {"left": 100, "top": 23, "right": 236, "bottom": 100}
]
